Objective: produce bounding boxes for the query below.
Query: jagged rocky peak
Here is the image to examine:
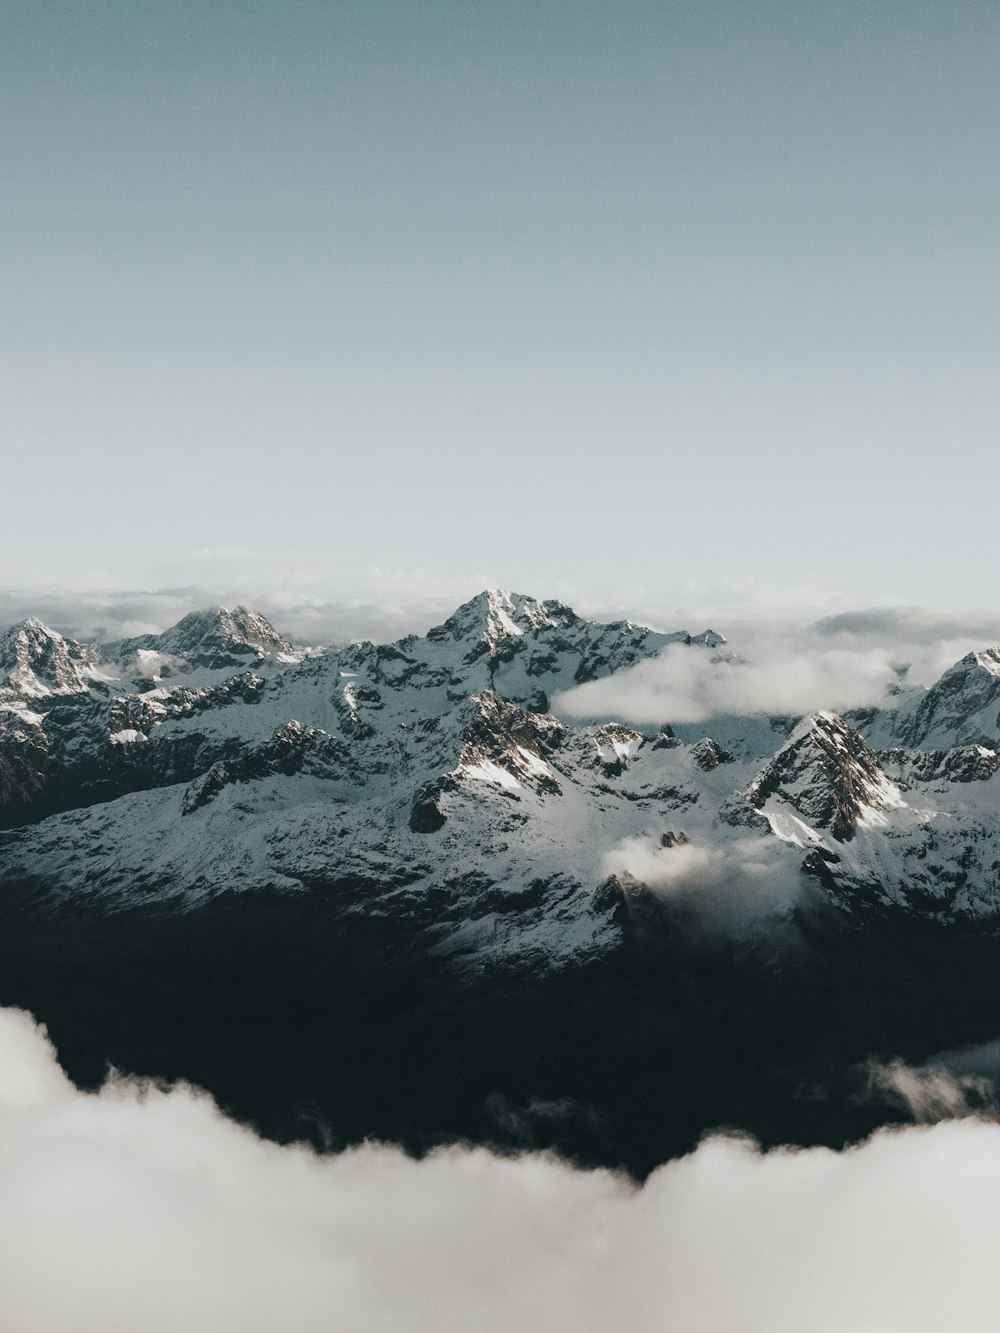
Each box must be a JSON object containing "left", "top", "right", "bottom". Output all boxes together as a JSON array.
[
  {"left": 460, "top": 688, "right": 566, "bottom": 756},
  {"left": 427, "top": 590, "right": 579, "bottom": 659},
  {"left": 690, "top": 737, "right": 733, "bottom": 771},
  {"left": 111, "top": 605, "right": 294, "bottom": 672},
  {"left": 749, "top": 711, "right": 901, "bottom": 841},
  {"left": 690, "top": 629, "right": 727, "bottom": 649},
  {"left": 0, "top": 617, "right": 97, "bottom": 697},
  {"left": 161, "top": 605, "right": 292, "bottom": 658},
  {"left": 892, "top": 647, "right": 1000, "bottom": 749}
]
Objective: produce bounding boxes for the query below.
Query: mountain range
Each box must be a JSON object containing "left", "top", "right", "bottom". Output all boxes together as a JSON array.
[
  {"left": 4, "top": 589, "right": 1000, "bottom": 970},
  {"left": 8, "top": 590, "right": 1000, "bottom": 1169}
]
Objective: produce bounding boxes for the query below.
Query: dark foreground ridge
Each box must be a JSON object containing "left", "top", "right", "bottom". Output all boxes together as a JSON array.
[{"left": 2, "top": 877, "right": 999, "bottom": 1178}]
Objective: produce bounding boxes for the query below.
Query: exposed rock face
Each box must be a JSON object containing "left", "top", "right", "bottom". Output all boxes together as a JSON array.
[
  {"left": 6, "top": 590, "right": 1000, "bottom": 969},
  {"left": 879, "top": 744, "right": 1000, "bottom": 786},
  {"left": 409, "top": 776, "right": 457, "bottom": 833},
  {"left": 690, "top": 738, "right": 733, "bottom": 772},
  {"left": 749, "top": 712, "right": 900, "bottom": 842},
  {"left": 182, "top": 721, "right": 349, "bottom": 814}
]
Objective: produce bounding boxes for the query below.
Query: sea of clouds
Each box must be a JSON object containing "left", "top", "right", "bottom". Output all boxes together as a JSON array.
[{"left": 4, "top": 1005, "right": 1000, "bottom": 1332}]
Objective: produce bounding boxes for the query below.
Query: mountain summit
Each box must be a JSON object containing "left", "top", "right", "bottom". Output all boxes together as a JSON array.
[
  {"left": 0, "top": 618, "right": 98, "bottom": 697},
  {"left": 105, "top": 605, "right": 294, "bottom": 672}
]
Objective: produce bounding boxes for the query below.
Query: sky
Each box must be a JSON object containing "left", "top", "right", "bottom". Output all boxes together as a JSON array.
[{"left": 2, "top": 0, "right": 998, "bottom": 616}]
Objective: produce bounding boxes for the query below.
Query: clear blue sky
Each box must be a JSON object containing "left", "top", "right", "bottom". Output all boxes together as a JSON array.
[{"left": 2, "top": 1, "right": 997, "bottom": 612}]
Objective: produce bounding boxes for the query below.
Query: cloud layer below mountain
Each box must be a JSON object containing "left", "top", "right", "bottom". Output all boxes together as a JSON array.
[{"left": 4, "top": 1006, "right": 1000, "bottom": 1333}]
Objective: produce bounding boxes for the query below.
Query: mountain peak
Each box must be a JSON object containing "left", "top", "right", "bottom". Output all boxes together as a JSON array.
[
  {"left": 103, "top": 605, "right": 294, "bottom": 674},
  {"left": 891, "top": 646, "right": 1000, "bottom": 749},
  {"left": 691, "top": 628, "right": 727, "bottom": 648},
  {"left": 427, "top": 590, "right": 579, "bottom": 660},
  {"left": 156, "top": 605, "right": 293, "bottom": 665},
  {"left": 0, "top": 618, "right": 96, "bottom": 698},
  {"left": 750, "top": 711, "right": 901, "bottom": 841}
]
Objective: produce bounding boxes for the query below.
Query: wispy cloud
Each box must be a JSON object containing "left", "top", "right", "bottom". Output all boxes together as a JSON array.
[{"left": 602, "top": 834, "right": 803, "bottom": 935}]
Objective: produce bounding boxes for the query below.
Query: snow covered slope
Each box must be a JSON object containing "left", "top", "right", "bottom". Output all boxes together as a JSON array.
[{"left": 4, "top": 590, "right": 1000, "bottom": 972}]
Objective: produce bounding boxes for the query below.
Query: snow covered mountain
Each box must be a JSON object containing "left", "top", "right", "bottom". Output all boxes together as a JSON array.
[
  {"left": 0, "top": 617, "right": 105, "bottom": 698},
  {"left": 103, "top": 604, "right": 296, "bottom": 675},
  {"left": 4, "top": 589, "right": 1000, "bottom": 974}
]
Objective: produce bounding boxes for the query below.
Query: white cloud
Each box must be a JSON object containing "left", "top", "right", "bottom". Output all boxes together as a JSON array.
[
  {"left": 601, "top": 834, "right": 802, "bottom": 935},
  {"left": 555, "top": 612, "right": 1000, "bottom": 726},
  {"left": 604, "top": 835, "right": 723, "bottom": 888},
  {"left": 6, "top": 1006, "right": 1000, "bottom": 1331},
  {"left": 555, "top": 633, "right": 898, "bottom": 724}
]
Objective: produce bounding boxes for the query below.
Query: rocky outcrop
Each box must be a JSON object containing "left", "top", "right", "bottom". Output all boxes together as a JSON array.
[
  {"left": 182, "top": 722, "right": 348, "bottom": 813},
  {"left": 749, "top": 712, "right": 900, "bottom": 841}
]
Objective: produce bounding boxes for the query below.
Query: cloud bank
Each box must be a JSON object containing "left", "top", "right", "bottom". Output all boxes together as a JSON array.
[
  {"left": 6, "top": 1007, "right": 1000, "bottom": 1331},
  {"left": 555, "top": 613, "right": 1000, "bottom": 725},
  {"left": 2, "top": 583, "right": 1000, "bottom": 695},
  {"left": 0, "top": 586, "right": 464, "bottom": 649}
]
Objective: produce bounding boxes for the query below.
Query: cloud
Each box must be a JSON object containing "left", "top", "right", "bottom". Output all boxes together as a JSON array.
[
  {"left": 812, "top": 606, "right": 1000, "bottom": 689},
  {"left": 6, "top": 1006, "right": 1000, "bottom": 1331},
  {"left": 863, "top": 1058, "right": 998, "bottom": 1124},
  {"left": 601, "top": 834, "right": 802, "bottom": 936},
  {"left": 555, "top": 633, "right": 898, "bottom": 724},
  {"left": 860, "top": 1037, "right": 1000, "bottom": 1125},
  {"left": 604, "top": 835, "right": 723, "bottom": 889},
  {"left": 814, "top": 606, "right": 1000, "bottom": 646},
  {"left": 0, "top": 587, "right": 466, "bottom": 648},
  {"left": 554, "top": 609, "right": 1000, "bottom": 726}
]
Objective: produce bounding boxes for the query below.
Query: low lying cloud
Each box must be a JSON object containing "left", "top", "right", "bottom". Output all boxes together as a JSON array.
[
  {"left": 861, "top": 1037, "right": 1000, "bottom": 1125},
  {"left": 0, "top": 587, "right": 464, "bottom": 649},
  {"left": 6, "top": 1007, "right": 1000, "bottom": 1331},
  {"left": 602, "top": 834, "right": 801, "bottom": 935},
  {"left": 815, "top": 606, "right": 1000, "bottom": 648},
  {"left": 3, "top": 589, "right": 1000, "bottom": 694},
  {"left": 864, "top": 1058, "right": 998, "bottom": 1124},
  {"left": 604, "top": 835, "right": 723, "bottom": 889},
  {"left": 555, "top": 611, "right": 1000, "bottom": 726}
]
